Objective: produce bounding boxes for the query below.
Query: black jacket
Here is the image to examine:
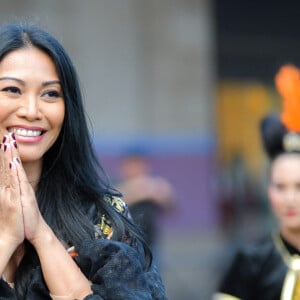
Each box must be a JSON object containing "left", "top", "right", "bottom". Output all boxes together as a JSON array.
[{"left": 0, "top": 197, "right": 167, "bottom": 300}]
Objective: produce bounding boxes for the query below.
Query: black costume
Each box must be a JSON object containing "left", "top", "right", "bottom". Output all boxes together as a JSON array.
[
  {"left": 214, "top": 233, "right": 300, "bottom": 300},
  {"left": 0, "top": 196, "right": 167, "bottom": 300}
]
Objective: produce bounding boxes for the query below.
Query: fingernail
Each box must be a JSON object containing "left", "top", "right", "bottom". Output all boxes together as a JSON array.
[
  {"left": 4, "top": 145, "right": 7, "bottom": 152},
  {"left": 13, "top": 141, "right": 17, "bottom": 149},
  {"left": 2, "top": 136, "right": 6, "bottom": 143},
  {"left": 11, "top": 133, "right": 15, "bottom": 140},
  {"left": 15, "top": 158, "right": 20, "bottom": 164},
  {"left": 9, "top": 162, "right": 12, "bottom": 169}
]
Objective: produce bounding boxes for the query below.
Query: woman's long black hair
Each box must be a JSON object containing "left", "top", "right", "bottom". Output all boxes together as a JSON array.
[{"left": 0, "top": 23, "right": 151, "bottom": 297}]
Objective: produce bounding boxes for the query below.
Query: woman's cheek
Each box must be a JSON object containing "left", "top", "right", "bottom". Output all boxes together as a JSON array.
[{"left": 269, "top": 192, "right": 282, "bottom": 214}]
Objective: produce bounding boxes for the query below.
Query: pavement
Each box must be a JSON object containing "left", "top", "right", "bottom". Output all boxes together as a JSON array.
[
  {"left": 158, "top": 208, "right": 270, "bottom": 299},
  {"left": 158, "top": 229, "right": 227, "bottom": 300}
]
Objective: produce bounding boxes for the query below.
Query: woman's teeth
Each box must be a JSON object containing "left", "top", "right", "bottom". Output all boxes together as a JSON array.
[{"left": 11, "top": 128, "right": 42, "bottom": 137}]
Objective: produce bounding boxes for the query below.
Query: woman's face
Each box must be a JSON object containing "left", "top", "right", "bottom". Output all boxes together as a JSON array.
[
  {"left": 0, "top": 47, "right": 65, "bottom": 164},
  {"left": 268, "top": 154, "right": 300, "bottom": 232}
]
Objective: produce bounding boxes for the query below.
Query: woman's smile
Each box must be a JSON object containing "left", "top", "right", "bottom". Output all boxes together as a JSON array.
[
  {"left": 8, "top": 126, "right": 45, "bottom": 143},
  {"left": 0, "top": 47, "right": 65, "bottom": 164}
]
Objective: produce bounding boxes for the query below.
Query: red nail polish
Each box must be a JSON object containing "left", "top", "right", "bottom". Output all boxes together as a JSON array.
[
  {"left": 4, "top": 145, "right": 7, "bottom": 152},
  {"left": 14, "top": 141, "right": 17, "bottom": 149},
  {"left": 2, "top": 136, "right": 6, "bottom": 143}
]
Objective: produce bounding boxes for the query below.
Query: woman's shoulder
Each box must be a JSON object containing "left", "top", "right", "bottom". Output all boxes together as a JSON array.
[
  {"left": 76, "top": 196, "right": 167, "bottom": 299},
  {"left": 216, "top": 234, "right": 283, "bottom": 299},
  {"left": 219, "top": 234, "right": 277, "bottom": 279},
  {"left": 234, "top": 234, "right": 277, "bottom": 264},
  {"left": 91, "top": 195, "right": 130, "bottom": 240}
]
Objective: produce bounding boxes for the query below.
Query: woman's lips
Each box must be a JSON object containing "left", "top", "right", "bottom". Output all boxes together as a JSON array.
[
  {"left": 286, "top": 209, "right": 297, "bottom": 217},
  {"left": 7, "top": 126, "right": 46, "bottom": 143}
]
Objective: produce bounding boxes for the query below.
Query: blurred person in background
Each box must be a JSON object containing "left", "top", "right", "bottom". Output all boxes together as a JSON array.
[
  {"left": 213, "top": 64, "right": 300, "bottom": 300},
  {"left": 117, "top": 146, "right": 175, "bottom": 264},
  {"left": 0, "top": 22, "right": 167, "bottom": 299}
]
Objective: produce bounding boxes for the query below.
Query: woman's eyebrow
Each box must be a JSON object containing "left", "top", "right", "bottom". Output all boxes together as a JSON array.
[
  {"left": 0, "top": 76, "right": 25, "bottom": 85},
  {"left": 42, "top": 80, "right": 61, "bottom": 87},
  {"left": 0, "top": 77, "right": 61, "bottom": 87}
]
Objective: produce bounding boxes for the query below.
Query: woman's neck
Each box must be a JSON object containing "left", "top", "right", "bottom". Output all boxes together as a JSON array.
[{"left": 280, "top": 227, "right": 300, "bottom": 251}]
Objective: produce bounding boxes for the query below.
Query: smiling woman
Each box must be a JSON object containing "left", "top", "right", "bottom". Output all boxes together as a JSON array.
[
  {"left": 214, "top": 64, "right": 300, "bottom": 300},
  {"left": 0, "top": 23, "right": 167, "bottom": 299},
  {"left": 0, "top": 47, "right": 65, "bottom": 166}
]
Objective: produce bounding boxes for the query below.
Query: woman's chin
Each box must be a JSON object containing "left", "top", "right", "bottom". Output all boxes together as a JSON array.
[{"left": 18, "top": 153, "right": 43, "bottom": 165}]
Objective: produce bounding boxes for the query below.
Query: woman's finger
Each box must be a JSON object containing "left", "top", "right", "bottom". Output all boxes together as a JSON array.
[
  {"left": 2, "top": 134, "right": 21, "bottom": 201},
  {"left": 0, "top": 137, "right": 12, "bottom": 189},
  {"left": 0, "top": 134, "right": 24, "bottom": 245}
]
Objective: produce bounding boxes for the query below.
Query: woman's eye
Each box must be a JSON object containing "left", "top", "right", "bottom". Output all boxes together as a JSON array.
[
  {"left": 42, "top": 90, "right": 62, "bottom": 98},
  {"left": 273, "top": 183, "right": 285, "bottom": 191},
  {"left": 2, "top": 86, "right": 21, "bottom": 94}
]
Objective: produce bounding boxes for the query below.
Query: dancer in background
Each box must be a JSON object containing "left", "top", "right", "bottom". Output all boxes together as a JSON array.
[{"left": 214, "top": 64, "right": 300, "bottom": 300}]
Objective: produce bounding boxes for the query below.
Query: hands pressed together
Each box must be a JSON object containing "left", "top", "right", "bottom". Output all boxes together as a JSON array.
[
  {"left": 0, "top": 132, "right": 44, "bottom": 251},
  {"left": 0, "top": 133, "right": 92, "bottom": 299}
]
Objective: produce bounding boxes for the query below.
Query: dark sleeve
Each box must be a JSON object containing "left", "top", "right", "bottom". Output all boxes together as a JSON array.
[
  {"left": 0, "top": 279, "right": 16, "bottom": 299},
  {"left": 77, "top": 238, "right": 167, "bottom": 300},
  {"left": 83, "top": 295, "right": 103, "bottom": 300},
  {"left": 217, "top": 247, "right": 260, "bottom": 299}
]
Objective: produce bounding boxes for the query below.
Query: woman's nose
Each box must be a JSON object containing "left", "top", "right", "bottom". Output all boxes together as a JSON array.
[
  {"left": 285, "top": 190, "right": 297, "bottom": 203},
  {"left": 16, "top": 95, "right": 42, "bottom": 120}
]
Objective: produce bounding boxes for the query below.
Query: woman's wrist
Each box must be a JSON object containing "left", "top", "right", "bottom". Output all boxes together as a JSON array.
[
  {"left": 28, "top": 220, "right": 54, "bottom": 249},
  {"left": 50, "top": 293, "right": 93, "bottom": 300},
  {"left": 0, "top": 239, "right": 20, "bottom": 278},
  {"left": 30, "top": 224, "right": 92, "bottom": 299}
]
